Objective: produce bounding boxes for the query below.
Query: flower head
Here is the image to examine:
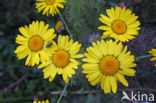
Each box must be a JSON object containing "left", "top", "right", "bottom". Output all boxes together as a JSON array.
[
  {"left": 149, "top": 49, "right": 156, "bottom": 66},
  {"left": 38, "top": 35, "right": 83, "bottom": 83},
  {"left": 82, "top": 40, "right": 136, "bottom": 94},
  {"left": 98, "top": 6, "right": 141, "bottom": 42},
  {"left": 55, "top": 21, "right": 64, "bottom": 32},
  {"left": 89, "top": 33, "right": 101, "bottom": 43},
  {"left": 14, "top": 21, "right": 56, "bottom": 66},
  {"left": 35, "top": 0, "right": 67, "bottom": 16},
  {"left": 33, "top": 100, "right": 49, "bottom": 103}
]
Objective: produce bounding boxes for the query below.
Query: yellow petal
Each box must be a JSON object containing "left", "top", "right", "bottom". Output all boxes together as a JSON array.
[
  {"left": 71, "top": 54, "right": 84, "bottom": 58},
  {"left": 100, "top": 75, "right": 105, "bottom": 90},
  {"left": 116, "top": 73, "right": 129, "bottom": 87},
  {"left": 57, "top": 68, "right": 63, "bottom": 75},
  {"left": 90, "top": 73, "right": 102, "bottom": 86},
  {"left": 104, "top": 76, "right": 111, "bottom": 94},
  {"left": 110, "top": 76, "right": 117, "bottom": 93},
  {"left": 45, "top": 100, "right": 49, "bottom": 103},
  {"left": 49, "top": 68, "right": 57, "bottom": 82},
  {"left": 119, "top": 69, "right": 136, "bottom": 76},
  {"left": 62, "top": 71, "right": 69, "bottom": 83},
  {"left": 33, "top": 101, "right": 37, "bottom": 103},
  {"left": 14, "top": 45, "right": 26, "bottom": 53},
  {"left": 19, "top": 27, "right": 30, "bottom": 38}
]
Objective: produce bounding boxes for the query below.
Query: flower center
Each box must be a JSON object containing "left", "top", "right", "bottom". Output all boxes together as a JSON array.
[
  {"left": 112, "top": 20, "right": 127, "bottom": 34},
  {"left": 45, "top": 0, "right": 55, "bottom": 5},
  {"left": 93, "top": 37, "right": 99, "bottom": 42},
  {"left": 52, "top": 50, "right": 70, "bottom": 68},
  {"left": 29, "top": 36, "right": 44, "bottom": 52},
  {"left": 99, "top": 56, "right": 119, "bottom": 75}
]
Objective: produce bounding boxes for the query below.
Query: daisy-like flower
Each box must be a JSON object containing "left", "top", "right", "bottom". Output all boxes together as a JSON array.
[
  {"left": 82, "top": 40, "right": 136, "bottom": 94},
  {"left": 14, "top": 21, "right": 56, "bottom": 66},
  {"left": 35, "top": 0, "right": 67, "bottom": 16},
  {"left": 149, "top": 49, "right": 156, "bottom": 66},
  {"left": 98, "top": 6, "right": 141, "bottom": 42},
  {"left": 38, "top": 35, "right": 83, "bottom": 83},
  {"left": 33, "top": 100, "right": 49, "bottom": 103},
  {"left": 89, "top": 33, "right": 101, "bottom": 43}
]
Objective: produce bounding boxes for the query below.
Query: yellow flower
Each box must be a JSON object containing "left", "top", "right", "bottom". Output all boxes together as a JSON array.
[
  {"left": 33, "top": 100, "right": 49, "bottom": 103},
  {"left": 98, "top": 6, "right": 141, "bottom": 42},
  {"left": 38, "top": 35, "right": 84, "bottom": 83},
  {"left": 55, "top": 21, "right": 64, "bottom": 31},
  {"left": 35, "top": 0, "right": 67, "bottom": 16},
  {"left": 14, "top": 21, "right": 56, "bottom": 66},
  {"left": 149, "top": 49, "right": 156, "bottom": 66},
  {"left": 82, "top": 40, "right": 136, "bottom": 94}
]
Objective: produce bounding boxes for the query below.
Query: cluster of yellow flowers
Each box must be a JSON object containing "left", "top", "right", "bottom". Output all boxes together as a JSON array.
[{"left": 14, "top": 0, "right": 156, "bottom": 99}]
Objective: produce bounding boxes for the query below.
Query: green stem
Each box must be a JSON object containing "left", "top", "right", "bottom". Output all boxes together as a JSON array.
[
  {"left": 135, "top": 54, "right": 152, "bottom": 61},
  {"left": 58, "top": 13, "right": 73, "bottom": 39},
  {"left": 56, "top": 83, "right": 68, "bottom": 103}
]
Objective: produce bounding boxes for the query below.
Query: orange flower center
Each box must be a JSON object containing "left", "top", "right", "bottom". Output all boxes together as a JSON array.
[
  {"left": 112, "top": 20, "right": 127, "bottom": 34},
  {"left": 45, "top": 0, "right": 55, "bottom": 5},
  {"left": 29, "top": 36, "right": 44, "bottom": 52},
  {"left": 99, "top": 56, "right": 119, "bottom": 75},
  {"left": 52, "top": 50, "right": 70, "bottom": 68}
]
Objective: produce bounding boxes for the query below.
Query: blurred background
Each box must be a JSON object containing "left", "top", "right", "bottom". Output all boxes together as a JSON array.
[{"left": 0, "top": 0, "right": 156, "bottom": 103}]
